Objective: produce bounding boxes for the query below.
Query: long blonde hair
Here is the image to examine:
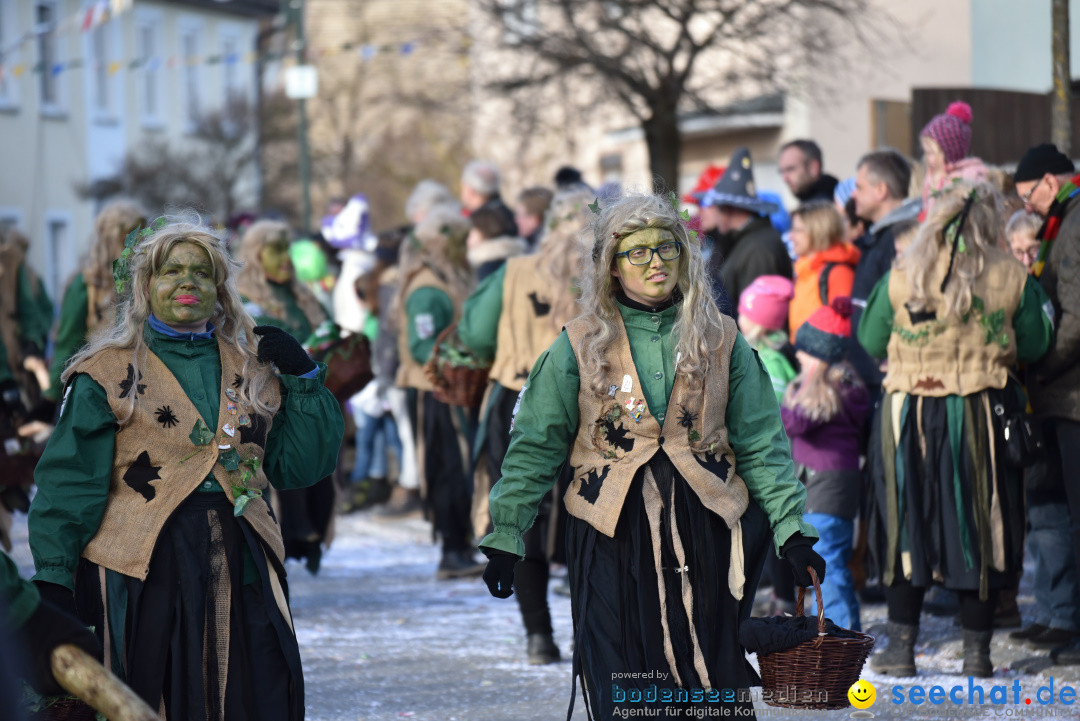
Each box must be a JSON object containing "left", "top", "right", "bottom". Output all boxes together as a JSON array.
[
  {"left": 80, "top": 199, "right": 147, "bottom": 323},
  {"left": 65, "top": 221, "right": 277, "bottom": 425},
  {"left": 784, "top": 360, "right": 862, "bottom": 423},
  {"left": 396, "top": 204, "right": 473, "bottom": 315},
  {"left": 899, "top": 181, "right": 1001, "bottom": 321},
  {"left": 576, "top": 192, "right": 725, "bottom": 396},
  {"left": 535, "top": 188, "right": 594, "bottom": 331},
  {"left": 235, "top": 219, "right": 326, "bottom": 329}
]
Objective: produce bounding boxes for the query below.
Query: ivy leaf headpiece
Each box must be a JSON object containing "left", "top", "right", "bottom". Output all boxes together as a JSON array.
[{"left": 112, "top": 217, "right": 167, "bottom": 295}]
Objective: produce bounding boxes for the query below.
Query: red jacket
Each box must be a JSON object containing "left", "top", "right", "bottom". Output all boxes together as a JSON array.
[{"left": 789, "top": 242, "right": 861, "bottom": 337}]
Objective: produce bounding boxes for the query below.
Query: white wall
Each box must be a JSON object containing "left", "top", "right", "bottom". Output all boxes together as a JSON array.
[{"left": 970, "top": 0, "right": 1080, "bottom": 93}]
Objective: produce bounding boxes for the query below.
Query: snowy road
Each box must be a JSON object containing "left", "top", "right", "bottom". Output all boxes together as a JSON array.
[{"left": 11, "top": 511, "right": 1080, "bottom": 720}]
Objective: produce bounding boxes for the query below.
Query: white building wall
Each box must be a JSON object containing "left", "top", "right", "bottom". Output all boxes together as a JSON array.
[{"left": 970, "top": 0, "right": 1080, "bottom": 93}]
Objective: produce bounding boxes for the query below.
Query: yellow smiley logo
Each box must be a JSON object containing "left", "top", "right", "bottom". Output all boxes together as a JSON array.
[{"left": 848, "top": 679, "right": 876, "bottom": 709}]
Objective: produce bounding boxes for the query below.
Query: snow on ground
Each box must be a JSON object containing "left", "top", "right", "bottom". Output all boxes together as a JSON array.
[{"left": 11, "top": 511, "right": 1080, "bottom": 720}]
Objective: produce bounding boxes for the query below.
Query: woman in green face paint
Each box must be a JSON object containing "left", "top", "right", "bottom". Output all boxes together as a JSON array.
[
  {"left": 27, "top": 220, "right": 344, "bottom": 721},
  {"left": 480, "top": 193, "right": 824, "bottom": 719}
]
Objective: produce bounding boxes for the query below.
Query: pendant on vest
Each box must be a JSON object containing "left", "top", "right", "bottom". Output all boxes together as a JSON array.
[
  {"left": 227, "top": 401, "right": 238, "bottom": 415},
  {"left": 621, "top": 374, "right": 633, "bottom": 393},
  {"left": 226, "top": 387, "right": 239, "bottom": 401},
  {"left": 237, "top": 414, "right": 251, "bottom": 427},
  {"left": 608, "top": 384, "right": 618, "bottom": 398},
  {"left": 592, "top": 401, "right": 635, "bottom": 459},
  {"left": 222, "top": 423, "right": 236, "bottom": 437}
]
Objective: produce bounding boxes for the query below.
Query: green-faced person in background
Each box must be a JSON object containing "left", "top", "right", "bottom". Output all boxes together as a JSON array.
[
  {"left": 480, "top": 193, "right": 825, "bottom": 719},
  {"left": 27, "top": 219, "right": 343, "bottom": 720},
  {"left": 235, "top": 219, "right": 334, "bottom": 572}
]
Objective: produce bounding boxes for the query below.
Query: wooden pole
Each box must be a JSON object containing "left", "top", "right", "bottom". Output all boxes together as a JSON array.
[
  {"left": 51, "top": 644, "right": 158, "bottom": 721},
  {"left": 1052, "top": 0, "right": 1071, "bottom": 154}
]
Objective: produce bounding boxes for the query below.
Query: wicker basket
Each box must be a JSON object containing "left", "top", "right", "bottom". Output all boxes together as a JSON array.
[
  {"left": 29, "top": 697, "right": 97, "bottom": 721},
  {"left": 756, "top": 568, "right": 876, "bottom": 710},
  {"left": 425, "top": 325, "right": 490, "bottom": 409}
]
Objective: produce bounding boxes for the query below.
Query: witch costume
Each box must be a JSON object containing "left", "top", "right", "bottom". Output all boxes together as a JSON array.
[
  {"left": 481, "top": 284, "right": 820, "bottom": 719},
  {"left": 28, "top": 314, "right": 343, "bottom": 720}
]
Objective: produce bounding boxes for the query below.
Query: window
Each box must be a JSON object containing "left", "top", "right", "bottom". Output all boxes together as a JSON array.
[
  {"left": 92, "top": 24, "right": 109, "bottom": 114},
  {"left": 221, "top": 34, "right": 241, "bottom": 103},
  {"left": 43, "top": 213, "right": 72, "bottom": 300},
  {"left": 0, "top": 0, "right": 18, "bottom": 107},
  {"left": 36, "top": 1, "right": 60, "bottom": 110},
  {"left": 180, "top": 27, "right": 201, "bottom": 127},
  {"left": 137, "top": 21, "right": 160, "bottom": 123}
]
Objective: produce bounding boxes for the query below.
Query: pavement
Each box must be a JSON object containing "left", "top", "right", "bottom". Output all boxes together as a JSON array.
[{"left": 11, "top": 510, "right": 1080, "bottom": 720}]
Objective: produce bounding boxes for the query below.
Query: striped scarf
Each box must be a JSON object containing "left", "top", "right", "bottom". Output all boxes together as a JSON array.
[{"left": 1034, "top": 173, "right": 1080, "bottom": 278}]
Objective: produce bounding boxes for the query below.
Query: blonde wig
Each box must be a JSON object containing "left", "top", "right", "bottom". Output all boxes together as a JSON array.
[
  {"left": 791, "top": 200, "right": 844, "bottom": 255},
  {"left": 396, "top": 204, "right": 473, "bottom": 317},
  {"left": 235, "top": 219, "right": 326, "bottom": 330},
  {"left": 535, "top": 187, "right": 594, "bottom": 331},
  {"left": 784, "top": 360, "right": 862, "bottom": 423},
  {"left": 81, "top": 199, "right": 147, "bottom": 308},
  {"left": 65, "top": 221, "right": 277, "bottom": 425},
  {"left": 899, "top": 181, "right": 1001, "bottom": 322},
  {"left": 576, "top": 192, "right": 725, "bottom": 396}
]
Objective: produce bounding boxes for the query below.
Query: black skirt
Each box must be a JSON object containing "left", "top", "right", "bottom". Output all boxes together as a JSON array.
[
  {"left": 75, "top": 492, "right": 304, "bottom": 721},
  {"left": 565, "top": 451, "right": 769, "bottom": 720},
  {"left": 867, "top": 388, "right": 1025, "bottom": 596}
]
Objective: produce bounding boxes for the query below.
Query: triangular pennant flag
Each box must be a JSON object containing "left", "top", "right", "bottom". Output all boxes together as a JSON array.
[{"left": 81, "top": 7, "right": 95, "bottom": 32}]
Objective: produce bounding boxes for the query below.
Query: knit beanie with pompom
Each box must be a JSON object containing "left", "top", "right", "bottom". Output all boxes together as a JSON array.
[
  {"left": 920, "top": 101, "right": 974, "bottom": 165},
  {"left": 794, "top": 296, "right": 852, "bottom": 364}
]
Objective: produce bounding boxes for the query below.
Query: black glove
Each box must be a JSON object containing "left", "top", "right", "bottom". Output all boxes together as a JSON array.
[
  {"left": 33, "top": 581, "right": 79, "bottom": 620},
  {"left": 782, "top": 534, "right": 827, "bottom": 587},
  {"left": 253, "top": 325, "right": 317, "bottom": 376},
  {"left": 18, "top": 598, "right": 101, "bottom": 696},
  {"left": 482, "top": 550, "right": 518, "bottom": 599},
  {"left": 27, "top": 399, "right": 58, "bottom": 424}
]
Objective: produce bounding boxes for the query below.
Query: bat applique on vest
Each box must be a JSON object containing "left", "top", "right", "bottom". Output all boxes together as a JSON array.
[{"left": 491, "top": 256, "right": 568, "bottom": 392}]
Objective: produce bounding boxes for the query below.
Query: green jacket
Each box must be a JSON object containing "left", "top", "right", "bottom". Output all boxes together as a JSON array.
[
  {"left": 1, "top": 551, "right": 39, "bottom": 628},
  {"left": 245, "top": 281, "right": 316, "bottom": 342},
  {"left": 29, "top": 322, "right": 344, "bottom": 590},
  {"left": 405, "top": 286, "right": 454, "bottom": 364},
  {"left": 753, "top": 335, "right": 798, "bottom": 405},
  {"left": 458, "top": 263, "right": 504, "bottom": 363},
  {"left": 857, "top": 271, "right": 1055, "bottom": 364},
  {"left": 480, "top": 300, "right": 816, "bottom": 559},
  {"left": 0, "top": 264, "right": 54, "bottom": 387},
  {"left": 48, "top": 273, "right": 90, "bottom": 400}
]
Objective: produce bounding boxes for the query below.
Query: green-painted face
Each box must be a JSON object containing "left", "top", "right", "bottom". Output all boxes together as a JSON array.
[
  {"left": 609, "top": 229, "right": 680, "bottom": 306},
  {"left": 261, "top": 233, "right": 292, "bottom": 283},
  {"left": 149, "top": 241, "right": 218, "bottom": 331}
]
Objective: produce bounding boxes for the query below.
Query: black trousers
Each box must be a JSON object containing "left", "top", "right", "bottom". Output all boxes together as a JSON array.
[
  {"left": 1051, "top": 420, "right": 1080, "bottom": 591},
  {"left": 422, "top": 391, "right": 476, "bottom": 552}
]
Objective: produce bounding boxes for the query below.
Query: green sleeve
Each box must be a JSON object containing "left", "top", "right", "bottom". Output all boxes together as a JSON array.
[
  {"left": 362, "top": 313, "right": 379, "bottom": 343},
  {"left": 17, "top": 264, "right": 53, "bottom": 355},
  {"left": 480, "top": 331, "right": 580, "bottom": 558},
  {"left": 727, "top": 334, "right": 818, "bottom": 555},
  {"left": 405, "top": 286, "right": 454, "bottom": 365},
  {"left": 1, "top": 551, "right": 40, "bottom": 628},
  {"left": 47, "top": 274, "right": 90, "bottom": 402},
  {"left": 263, "top": 362, "right": 345, "bottom": 490},
  {"left": 757, "top": 346, "right": 797, "bottom": 405},
  {"left": 857, "top": 272, "right": 894, "bottom": 359},
  {"left": 29, "top": 373, "right": 115, "bottom": 590},
  {"left": 458, "top": 263, "right": 505, "bottom": 363},
  {"left": 1014, "top": 275, "right": 1055, "bottom": 364}
]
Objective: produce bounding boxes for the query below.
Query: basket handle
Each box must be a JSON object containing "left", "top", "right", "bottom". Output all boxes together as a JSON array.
[
  {"left": 794, "top": 566, "right": 827, "bottom": 636},
  {"left": 423, "top": 323, "right": 459, "bottom": 387}
]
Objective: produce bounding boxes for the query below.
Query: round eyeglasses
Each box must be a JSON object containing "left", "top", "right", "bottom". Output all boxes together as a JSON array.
[{"left": 615, "top": 241, "right": 682, "bottom": 266}]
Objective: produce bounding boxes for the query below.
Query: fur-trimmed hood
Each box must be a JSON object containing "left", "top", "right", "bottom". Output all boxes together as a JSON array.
[{"left": 467, "top": 235, "right": 528, "bottom": 269}]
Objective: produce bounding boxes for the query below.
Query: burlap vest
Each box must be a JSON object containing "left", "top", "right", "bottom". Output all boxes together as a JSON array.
[
  {"left": 563, "top": 313, "right": 749, "bottom": 537},
  {"left": 490, "top": 256, "right": 567, "bottom": 391},
  {"left": 884, "top": 246, "right": 1027, "bottom": 397},
  {"left": 0, "top": 244, "right": 26, "bottom": 390},
  {"left": 395, "top": 265, "right": 456, "bottom": 391},
  {"left": 76, "top": 341, "right": 283, "bottom": 579}
]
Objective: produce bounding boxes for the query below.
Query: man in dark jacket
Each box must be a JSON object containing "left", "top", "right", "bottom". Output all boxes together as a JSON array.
[
  {"left": 779, "top": 139, "right": 839, "bottom": 204},
  {"left": 1014, "top": 144, "right": 1080, "bottom": 664},
  {"left": 849, "top": 149, "right": 915, "bottom": 395},
  {"left": 706, "top": 147, "right": 792, "bottom": 315},
  {"left": 460, "top": 159, "right": 518, "bottom": 237}
]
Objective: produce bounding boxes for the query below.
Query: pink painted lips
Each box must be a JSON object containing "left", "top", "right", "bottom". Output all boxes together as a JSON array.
[{"left": 175, "top": 295, "right": 200, "bottom": 306}]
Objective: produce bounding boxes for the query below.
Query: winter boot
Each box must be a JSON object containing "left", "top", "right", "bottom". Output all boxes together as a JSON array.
[
  {"left": 526, "top": 632, "right": 561, "bottom": 665},
  {"left": 869, "top": 621, "right": 917, "bottom": 677},
  {"left": 961, "top": 629, "right": 993, "bottom": 677}
]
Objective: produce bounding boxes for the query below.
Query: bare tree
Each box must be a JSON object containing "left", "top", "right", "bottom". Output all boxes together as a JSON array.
[
  {"left": 102, "top": 96, "right": 262, "bottom": 220},
  {"left": 475, "top": 0, "right": 881, "bottom": 189},
  {"left": 1052, "top": 0, "right": 1071, "bottom": 154}
]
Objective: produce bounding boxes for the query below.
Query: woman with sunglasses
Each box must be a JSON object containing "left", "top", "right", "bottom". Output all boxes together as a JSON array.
[{"left": 480, "top": 192, "right": 824, "bottom": 720}]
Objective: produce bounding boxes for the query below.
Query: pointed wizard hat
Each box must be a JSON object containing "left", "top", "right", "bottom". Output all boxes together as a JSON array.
[{"left": 701, "top": 147, "right": 779, "bottom": 216}]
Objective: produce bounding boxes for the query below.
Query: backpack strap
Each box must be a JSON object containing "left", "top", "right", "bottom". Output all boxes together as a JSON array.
[{"left": 818, "top": 262, "right": 836, "bottom": 305}]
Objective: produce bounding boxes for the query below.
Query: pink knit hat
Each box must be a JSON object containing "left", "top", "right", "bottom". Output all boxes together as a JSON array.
[
  {"left": 738, "top": 275, "right": 794, "bottom": 331},
  {"left": 921, "top": 101, "right": 973, "bottom": 165}
]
